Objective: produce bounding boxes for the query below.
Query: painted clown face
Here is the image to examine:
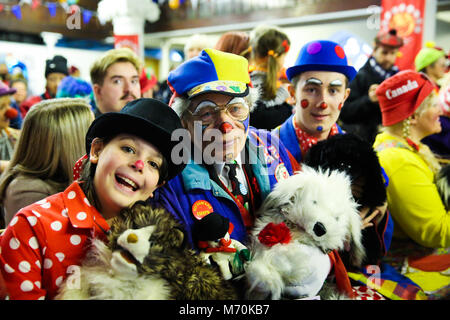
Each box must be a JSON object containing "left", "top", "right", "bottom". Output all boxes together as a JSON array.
[
  {"left": 292, "top": 71, "right": 350, "bottom": 140},
  {"left": 90, "top": 134, "right": 164, "bottom": 219},
  {"left": 183, "top": 92, "right": 249, "bottom": 163}
]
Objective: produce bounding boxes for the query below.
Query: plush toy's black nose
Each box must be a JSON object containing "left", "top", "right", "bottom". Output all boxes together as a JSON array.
[{"left": 313, "top": 222, "right": 326, "bottom": 237}]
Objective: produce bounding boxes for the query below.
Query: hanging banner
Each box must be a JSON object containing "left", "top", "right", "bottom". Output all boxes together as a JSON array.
[
  {"left": 114, "top": 34, "right": 139, "bottom": 56},
  {"left": 380, "top": 0, "right": 425, "bottom": 70}
]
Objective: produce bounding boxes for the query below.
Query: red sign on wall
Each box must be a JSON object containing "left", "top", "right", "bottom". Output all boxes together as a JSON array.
[
  {"left": 381, "top": 0, "right": 425, "bottom": 70},
  {"left": 114, "top": 34, "right": 139, "bottom": 56}
]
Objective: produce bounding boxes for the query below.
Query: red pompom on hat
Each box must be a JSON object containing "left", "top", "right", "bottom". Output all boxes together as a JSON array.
[
  {"left": 375, "top": 29, "right": 403, "bottom": 48},
  {"left": 376, "top": 70, "right": 436, "bottom": 126}
]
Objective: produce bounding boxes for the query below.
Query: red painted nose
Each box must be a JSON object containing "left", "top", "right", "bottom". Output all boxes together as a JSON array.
[
  {"left": 134, "top": 160, "right": 144, "bottom": 170},
  {"left": 219, "top": 122, "right": 233, "bottom": 134},
  {"left": 319, "top": 102, "right": 328, "bottom": 109}
]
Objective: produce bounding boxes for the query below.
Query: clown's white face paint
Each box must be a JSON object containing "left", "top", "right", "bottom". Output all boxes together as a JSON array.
[
  {"left": 293, "top": 71, "right": 350, "bottom": 140},
  {"left": 184, "top": 93, "right": 249, "bottom": 163}
]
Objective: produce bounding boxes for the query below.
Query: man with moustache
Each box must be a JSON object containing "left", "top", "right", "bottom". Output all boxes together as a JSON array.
[
  {"left": 149, "top": 49, "right": 297, "bottom": 251},
  {"left": 339, "top": 29, "right": 403, "bottom": 144},
  {"left": 90, "top": 48, "right": 142, "bottom": 118}
]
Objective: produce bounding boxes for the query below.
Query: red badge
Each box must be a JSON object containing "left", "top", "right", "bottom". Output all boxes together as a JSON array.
[{"left": 192, "top": 200, "right": 214, "bottom": 220}]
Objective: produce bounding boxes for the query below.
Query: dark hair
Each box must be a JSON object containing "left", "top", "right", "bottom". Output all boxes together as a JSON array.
[{"left": 303, "top": 133, "right": 387, "bottom": 208}]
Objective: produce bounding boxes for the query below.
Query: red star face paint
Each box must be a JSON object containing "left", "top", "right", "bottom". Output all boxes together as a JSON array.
[
  {"left": 301, "top": 99, "right": 309, "bottom": 108},
  {"left": 338, "top": 102, "right": 343, "bottom": 111}
]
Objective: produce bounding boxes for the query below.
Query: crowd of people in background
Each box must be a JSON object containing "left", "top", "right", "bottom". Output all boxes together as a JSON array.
[{"left": 0, "top": 23, "right": 449, "bottom": 300}]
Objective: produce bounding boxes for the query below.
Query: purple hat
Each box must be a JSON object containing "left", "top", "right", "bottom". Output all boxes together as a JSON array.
[
  {"left": 286, "top": 40, "right": 357, "bottom": 82},
  {"left": 0, "top": 82, "right": 16, "bottom": 97}
]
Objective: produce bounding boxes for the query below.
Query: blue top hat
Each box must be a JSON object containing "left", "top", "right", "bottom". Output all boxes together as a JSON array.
[{"left": 286, "top": 40, "right": 357, "bottom": 82}]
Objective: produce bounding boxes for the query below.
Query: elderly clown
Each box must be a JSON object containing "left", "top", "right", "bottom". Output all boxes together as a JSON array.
[{"left": 149, "top": 48, "right": 298, "bottom": 253}]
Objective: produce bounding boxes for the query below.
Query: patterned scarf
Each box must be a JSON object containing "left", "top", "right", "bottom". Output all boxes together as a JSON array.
[
  {"left": 293, "top": 117, "right": 340, "bottom": 157},
  {"left": 368, "top": 56, "right": 399, "bottom": 80}
]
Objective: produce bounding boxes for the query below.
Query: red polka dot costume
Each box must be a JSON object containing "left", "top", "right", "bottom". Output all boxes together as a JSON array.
[{"left": 0, "top": 182, "right": 110, "bottom": 300}]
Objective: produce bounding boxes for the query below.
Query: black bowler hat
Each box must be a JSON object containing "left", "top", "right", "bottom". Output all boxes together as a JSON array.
[{"left": 85, "top": 98, "right": 186, "bottom": 180}]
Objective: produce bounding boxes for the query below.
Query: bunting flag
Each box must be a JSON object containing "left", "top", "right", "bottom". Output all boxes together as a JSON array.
[
  {"left": 381, "top": 0, "right": 426, "bottom": 70},
  {"left": 47, "top": 2, "right": 58, "bottom": 17},
  {"left": 82, "top": 9, "right": 92, "bottom": 24},
  {"left": 1, "top": 0, "right": 97, "bottom": 25},
  {"left": 31, "top": 0, "right": 41, "bottom": 10},
  {"left": 11, "top": 5, "right": 22, "bottom": 20}
]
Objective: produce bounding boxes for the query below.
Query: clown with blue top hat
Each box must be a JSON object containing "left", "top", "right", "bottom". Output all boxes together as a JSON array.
[
  {"left": 149, "top": 48, "right": 298, "bottom": 271},
  {"left": 274, "top": 40, "right": 357, "bottom": 164}
]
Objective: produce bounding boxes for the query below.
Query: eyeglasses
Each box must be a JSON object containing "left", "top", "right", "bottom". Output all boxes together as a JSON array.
[{"left": 185, "top": 102, "right": 249, "bottom": 124}]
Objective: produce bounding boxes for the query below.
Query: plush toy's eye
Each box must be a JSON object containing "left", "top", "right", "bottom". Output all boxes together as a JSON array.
[{"left": 312, "top": 200, "right": 317, "bottom": 205}]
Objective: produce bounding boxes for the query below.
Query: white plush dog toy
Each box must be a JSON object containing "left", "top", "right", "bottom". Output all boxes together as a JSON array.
[{"left": 245, "top": 166, "right": 365, "bottom": 300}]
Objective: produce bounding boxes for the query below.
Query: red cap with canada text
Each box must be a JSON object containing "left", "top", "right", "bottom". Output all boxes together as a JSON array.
[{"left": 376, "top": 70, "right": 436, "bottom": 126}]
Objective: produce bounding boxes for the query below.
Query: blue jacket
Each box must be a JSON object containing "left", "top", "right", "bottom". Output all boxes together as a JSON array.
[
  {"left": 274, "top": 114, "right": 344, "bottom": 163},
  {"left": 150, "top": 127, "right": 297, "bottom": 248}
]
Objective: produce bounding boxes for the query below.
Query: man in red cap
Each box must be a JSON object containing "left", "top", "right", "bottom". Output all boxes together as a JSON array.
[{"left": 339, "top": 29, "right": 403, "bottom": 144}]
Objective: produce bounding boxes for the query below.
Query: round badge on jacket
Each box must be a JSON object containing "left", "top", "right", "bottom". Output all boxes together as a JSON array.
[{"left": 192, "top": 200, "right": 214, "bottom": 220}]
